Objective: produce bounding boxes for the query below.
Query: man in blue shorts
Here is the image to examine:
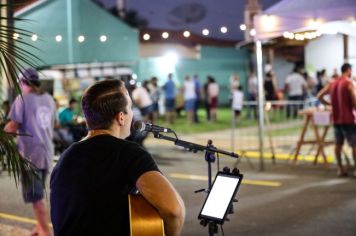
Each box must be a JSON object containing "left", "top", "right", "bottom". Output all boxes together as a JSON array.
[
  {"left": 163, "top": 73, "right": 176, "bottom": 124},
  {"left": 5, "top": 68, "right": 55, "bottom": 236}
]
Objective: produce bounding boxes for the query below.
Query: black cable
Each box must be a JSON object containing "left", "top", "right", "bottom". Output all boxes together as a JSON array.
[
  {"left": 172, "top": 130, "right": 178, "bottom": 140},
  {"left": 220, "top": 224, "right": 225, "bottom": 236},
  {"left": 217, "top": 152, "right": 220, "bottom": 172}
]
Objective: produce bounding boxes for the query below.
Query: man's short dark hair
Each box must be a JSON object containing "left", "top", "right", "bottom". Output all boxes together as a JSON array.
[
  {"left": 81, "top": 79, "right": 128, "bottom": 130},
  {"left": 341, "top": 63, "right": 352, "bottom": 73},
  {"left": 69, "top": 98, "right": 77, "bottom": 105}
]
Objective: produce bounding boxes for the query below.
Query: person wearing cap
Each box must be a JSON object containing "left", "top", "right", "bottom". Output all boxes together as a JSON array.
[{"left": 4, "top": 68, "right": 55, "bottom": 236}]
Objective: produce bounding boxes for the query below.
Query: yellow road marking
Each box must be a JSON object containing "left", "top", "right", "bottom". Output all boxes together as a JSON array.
[
  {"left": 169, "top": 173, "right": 281, "bottom": 187},
  {"left": 0, "top": 173, "right": 280, "bottom": 226},
  {"left": 235, "top": 150, "right": 334, "bottom": 163},
  {"left": 0, "top": 213, "right": 53, "bottom": 227},
  {"left": 0, "top": 213, "right": 36, "bottom": 224}
]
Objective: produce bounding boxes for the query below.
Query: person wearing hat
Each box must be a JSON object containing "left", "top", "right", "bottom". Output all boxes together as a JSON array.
[{"left": 4, "top": 68, "right": 55, "bottom": 236}]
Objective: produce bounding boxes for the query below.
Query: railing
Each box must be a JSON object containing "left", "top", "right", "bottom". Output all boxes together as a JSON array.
[{"left": 229, "top": 99, "right": 335, "bottom": 165}]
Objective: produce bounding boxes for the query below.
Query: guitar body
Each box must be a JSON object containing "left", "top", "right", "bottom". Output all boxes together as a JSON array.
[{"left": 129, "top": 194, "right": 165, "bottom": 236}]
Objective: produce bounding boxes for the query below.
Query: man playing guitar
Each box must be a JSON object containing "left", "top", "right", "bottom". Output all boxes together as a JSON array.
[{"left": 50, "top": 79, "right": 185, "bottom": 236}]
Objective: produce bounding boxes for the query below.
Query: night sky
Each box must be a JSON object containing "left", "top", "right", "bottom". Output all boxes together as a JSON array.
[{"left": 98, "top": 0, "right": 281, "bottom": 41}]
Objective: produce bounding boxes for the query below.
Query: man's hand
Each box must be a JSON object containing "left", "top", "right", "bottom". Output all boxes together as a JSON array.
[
  {"left": 317, "top": 83, "right": 331, "bottom": 106},
  {"left": 136, "top": 171, "right": 185, "bottom": 236}
]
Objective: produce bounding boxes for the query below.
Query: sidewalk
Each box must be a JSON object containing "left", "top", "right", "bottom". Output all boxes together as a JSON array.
[
  {"left": 144, "top": 122, "right": 338, "bottom": 165},
  {"left": 0, "top": 224, "right": 30, "bottom": 236}
]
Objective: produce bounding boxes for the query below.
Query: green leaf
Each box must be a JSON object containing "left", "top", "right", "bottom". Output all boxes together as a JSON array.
[{"left": 0, "top": 3, "right": 41, "bottom": 187}]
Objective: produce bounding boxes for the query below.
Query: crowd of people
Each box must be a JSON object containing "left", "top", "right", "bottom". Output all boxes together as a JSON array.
[
  {"left": 241, "top": 64, "right": 347, "bottom": 120},
  {"left": 0, "top": 63, "right": 355, "bottom": 235},
  {"left": 128, "top": 73, "right": 221, "bottom": 125}
]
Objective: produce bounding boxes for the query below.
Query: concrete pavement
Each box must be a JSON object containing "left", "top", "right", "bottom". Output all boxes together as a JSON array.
[{"left": 1, "top": 129, "right": 356, "bottom": 236}]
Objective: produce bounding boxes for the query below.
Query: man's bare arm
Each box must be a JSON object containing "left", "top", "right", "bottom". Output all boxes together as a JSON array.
[
  {"left": 136, "top": 171, "right": 185, "bottom": 236},
  {"left": 317, "top": 83, "right": 331, "bottom": 106},
  {"left": 284, "top": 83, "right": 290, "bottom": 94},
  {"left": 348, "top": 81, "right": 356, "bottom": 109}
]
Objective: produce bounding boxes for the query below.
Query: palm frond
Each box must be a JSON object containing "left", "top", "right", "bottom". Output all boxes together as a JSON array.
[
  {"left": 0, "top": 3, "right": 42, "bottom": 187},
  {"left": 0, "top": 129, "right": 38, "bottom": 187}
]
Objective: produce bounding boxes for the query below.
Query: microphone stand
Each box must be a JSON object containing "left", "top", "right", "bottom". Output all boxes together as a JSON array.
[
  {"left": 152, "top": 131, "right": 239, "bottom": 236},
  {"left": 152, "top": 132, "right": 239, "bottom": 159}
]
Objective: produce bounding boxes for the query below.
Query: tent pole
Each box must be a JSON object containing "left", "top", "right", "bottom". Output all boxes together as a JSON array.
[
  {"left": 255, "top": 40, "right": 265, "bottom": 171},
  {"left": 343, "top": 34, "right": 349, "bottom": 62}
]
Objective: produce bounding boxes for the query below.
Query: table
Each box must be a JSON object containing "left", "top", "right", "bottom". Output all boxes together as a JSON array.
[{"left": 292, "top": 108, "right": 333, "bottom": 167}]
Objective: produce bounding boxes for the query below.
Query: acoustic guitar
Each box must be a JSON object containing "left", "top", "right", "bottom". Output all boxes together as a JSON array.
[{"left": 129, "top": 194, "right": 165, "bottom": 236}]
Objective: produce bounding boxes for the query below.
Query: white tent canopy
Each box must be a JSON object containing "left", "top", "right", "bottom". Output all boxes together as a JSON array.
[
  {"left": 251, "top": 0, "right": 356, "bottom": 170},
  {"left": 254, "top": 0, "right": 356, "bottom": 40}
]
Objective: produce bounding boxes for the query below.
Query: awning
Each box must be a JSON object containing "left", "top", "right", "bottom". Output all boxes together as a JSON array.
[{"left": 254, "top": 0, "right": 356, "bottom": 40}]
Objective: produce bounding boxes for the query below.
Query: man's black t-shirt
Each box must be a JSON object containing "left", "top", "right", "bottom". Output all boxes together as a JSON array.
[{"left": 50, "top": 135, "right": 159, "bottom": 236}]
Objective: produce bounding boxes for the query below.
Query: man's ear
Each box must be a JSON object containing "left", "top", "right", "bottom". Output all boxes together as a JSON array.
[{"left": 116, "top": 112, "right": 125, "bottom": 126}]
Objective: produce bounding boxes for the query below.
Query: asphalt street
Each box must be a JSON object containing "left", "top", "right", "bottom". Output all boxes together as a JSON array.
[{"left": 1, "top": 136, "right": 356, "bottom": 236}]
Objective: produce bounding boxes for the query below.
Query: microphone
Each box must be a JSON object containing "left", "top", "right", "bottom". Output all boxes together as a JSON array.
[{"left": 133, "top": 120, "right": 173, "bottom": 133}]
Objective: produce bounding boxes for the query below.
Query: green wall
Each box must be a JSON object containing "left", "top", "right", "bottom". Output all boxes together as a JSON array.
[
  {"left": 136, "top": 46, "right": 250, "bottom": 104},
  {"left": 15, "top": 0, "right": 138, "bottom": 66}
]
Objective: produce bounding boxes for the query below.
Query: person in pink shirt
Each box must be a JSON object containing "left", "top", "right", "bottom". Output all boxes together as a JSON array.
[{"left": 207, "top": 76, "right": 219, "bottom": 122}]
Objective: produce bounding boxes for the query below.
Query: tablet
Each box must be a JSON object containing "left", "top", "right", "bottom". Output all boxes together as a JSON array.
[{"left": 198, "top": 171, "right": 243, "bottom": 224}]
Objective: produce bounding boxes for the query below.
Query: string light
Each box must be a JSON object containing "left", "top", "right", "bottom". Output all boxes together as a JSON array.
[
  {"left": 283, "top": 31, "right": 290, "bottom": 38},
  {"left": 28, "top": 25, "right": 261, "bottom": 43},
  {"left": 162, "top": 32, "right": 169, "bottom": 39},
  {"left": 295, "top": 34, "right": 304, "bottom": 40},
  {"left": 202, "top": 29, "right": 209, "bottom": 36},
  {"left": 13, "top": 33, "right": 19, "bottom": 40},
  {"left": 55, "top": 35, "right": 62, "bottom": 42},
  {"left": 220, "top": 26, "right": 228, "bottom": 34},
  {"left": 100, "top": 35, "right": 107, "bottom": 42},
  {"left": 284, "top": 31, "right": 322, "bottom": 41},
  {"left": 31, "top": 34, "right": 38, "bottom": 41},
  {"left": 183, "top": 31, "right": 190, "bottom": 38},
  {"left": 78, "top": 35, "right": 85, "bottom": 43},
  {"left": 249, "top": 29, "right": 256, "bottom": 36}
]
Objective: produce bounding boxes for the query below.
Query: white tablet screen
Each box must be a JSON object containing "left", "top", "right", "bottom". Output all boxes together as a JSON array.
[{"left": 200, "top": 175, "right": 240, "bottom": 220}]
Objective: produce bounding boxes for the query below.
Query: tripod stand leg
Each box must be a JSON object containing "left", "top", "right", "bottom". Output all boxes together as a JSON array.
[
  {"left": 208, "top": 222, "right": 218, "bottom": 236},
  {"left": 264, "top": 108, "right": 276, "bottom": 164},
  {"left": 233, "top": 151, "right": 255, "bottom": 170}
]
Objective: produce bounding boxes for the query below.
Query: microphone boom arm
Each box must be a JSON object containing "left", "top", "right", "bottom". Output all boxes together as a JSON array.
[{"left": 152, "top": 132, "right": 239, "bottom": 158}]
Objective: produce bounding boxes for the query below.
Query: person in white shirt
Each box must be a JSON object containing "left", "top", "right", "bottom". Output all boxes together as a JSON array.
[
  {"left": 182, "top": 75, "right": 197, "bottom": 124},
  {"left": 247, "top": 72, "right": 258, "bottom": 119},
  {"left": 284, "top": 66, "right": 307, "bottom": 118},
  {"left": 232, "top": 85, "right": 244, "bottom": 124},
  {"left": 131, "top": 84, "right": 153, "bottom": 121}
]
